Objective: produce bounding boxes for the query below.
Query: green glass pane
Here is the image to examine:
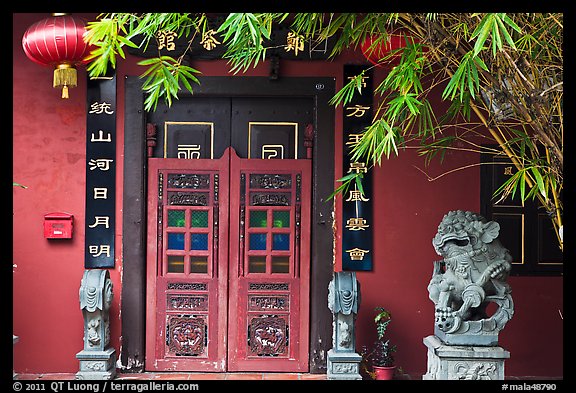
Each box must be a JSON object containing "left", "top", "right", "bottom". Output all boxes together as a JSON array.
[
  {"left": 167, "top": 255, "right": 185, "bottom": 273},
  {"left": 273, "top": 211, "right": 290, "bottom": 228},
  {"left": 168, "top": 210, "right": 185, "bottom": 227},
  {"left": 190, "top": 256, "right": 208, "bottom": 273},
  {"left": 250, "top": 210, "right": 268, "bottom": 227},
  {"left": 191, "top": 210, "right": 208, "bottom": 228},
  {"left": 272, "top": 256, "right": 290, "bottom": 273},
  {"left": 249, "top": 256, "right": 266, "bottom": 273}
]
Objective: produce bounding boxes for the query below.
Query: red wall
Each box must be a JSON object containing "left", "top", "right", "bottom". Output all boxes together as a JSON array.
[
  {"left": 12, "top": 13, "right": 122, "bottom": 374},
  {"left": 12, "top": 13, "right": 562, "bottom": 378}
]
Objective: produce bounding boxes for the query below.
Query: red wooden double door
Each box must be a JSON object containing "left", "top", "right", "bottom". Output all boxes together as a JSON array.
[{"left": 145, "top": 97, "right": 312, "bottom": 372}]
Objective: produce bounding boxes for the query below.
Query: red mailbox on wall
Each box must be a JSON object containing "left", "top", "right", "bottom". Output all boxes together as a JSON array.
[{"left": 44, "top": 212, "right": 74, "bottom": 239}]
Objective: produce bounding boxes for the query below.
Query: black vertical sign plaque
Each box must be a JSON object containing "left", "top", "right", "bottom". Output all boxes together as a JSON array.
[
  {"left": 85, "top": 73, "right": 117, "bottom": 268},
  {"left": 342, "top": 64, "right": 373, "bottom": 271}
]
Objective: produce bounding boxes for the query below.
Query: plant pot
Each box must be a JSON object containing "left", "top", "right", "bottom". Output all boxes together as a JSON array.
[{"left": 373, "top": 365, "right": 396, "bottom": 380}]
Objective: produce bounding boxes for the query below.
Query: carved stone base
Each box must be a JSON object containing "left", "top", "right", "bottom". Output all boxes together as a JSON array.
[
  {"left": 435, "top": 326, "right": 499, "bottom": 346},
  {"left": 327, "top": 349, "right": 363, "bottom": 380},
  {"left": 423, "top": 335, "right": 509, "bottom": 380},
  {"left": 75, "top": 348, "right": 117, "bottom": 380}
]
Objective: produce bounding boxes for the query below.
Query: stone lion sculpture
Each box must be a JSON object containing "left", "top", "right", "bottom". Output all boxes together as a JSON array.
[{"left": 427, "top": 210, "right": 514, "bottom": 345}]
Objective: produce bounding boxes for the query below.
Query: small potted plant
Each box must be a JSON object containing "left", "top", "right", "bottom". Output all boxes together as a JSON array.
[{"left": 360, "top": 307, "right": 397, "bottom": 380}]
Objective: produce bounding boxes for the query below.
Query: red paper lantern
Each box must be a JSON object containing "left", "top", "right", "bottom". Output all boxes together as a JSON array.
[
  {"left": 22, "top": 13, "right": 92, "bottom": 99},
  {"left": 361, "top": 31, "right": 422, "bottom": 67}
]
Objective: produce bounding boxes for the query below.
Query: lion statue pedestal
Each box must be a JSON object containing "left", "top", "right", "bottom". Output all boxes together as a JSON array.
[{"left": 423, "top": 210, "right": 513, "bottom": 380}]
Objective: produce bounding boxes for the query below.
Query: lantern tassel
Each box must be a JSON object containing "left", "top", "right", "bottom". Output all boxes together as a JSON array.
[{"left": 53, "top": 64, "right": 77, "bottom": 99}]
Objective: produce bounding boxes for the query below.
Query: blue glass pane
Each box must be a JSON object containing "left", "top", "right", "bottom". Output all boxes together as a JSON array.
[
  {"left": 167, "top": 233, "right": 185, "bottom": 250},
  {"left": 272, "top": 234, "right": 290, "bottom": 250},
  {"left": 249, "top": 233, "right": 267, "bottom": 250},
  {"left": 191, "top": 233, "right": 208, "bottom": 250}
]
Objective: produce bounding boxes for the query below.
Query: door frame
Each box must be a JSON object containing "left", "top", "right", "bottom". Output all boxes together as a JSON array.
[{"left": 121, "top": 76, "right": 335, "bottom": 373}]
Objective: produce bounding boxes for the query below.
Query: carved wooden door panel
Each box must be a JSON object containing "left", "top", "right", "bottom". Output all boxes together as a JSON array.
[
  {"left": 227, "top": 150, "right": 311, "bottom": 372},
  {"left": 145, "top": 96, "right": 312, "bottom": 372},
  {"left": 146, "top": 151, "right": 230, "bottom": 371}
]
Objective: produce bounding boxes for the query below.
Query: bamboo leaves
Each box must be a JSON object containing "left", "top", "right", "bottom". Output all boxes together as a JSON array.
[
  {"left": 470, "top": 13, "right": 521, "bottom": 57},
  {"left": 444, "top": 13, "right": 520, "bottom": 102},
  {"left": 217, "top": 13, "right": 286, "bottom": 74},
  {"left": 329, "top": 70, "right": 368, "bottom": 107},
  {"left": 85, "top": 15, "right": 138, "bottom": 77},
  {"left": 138, "top": 56, "right": 201, "bottom": 112},
  {"left": 82, "top": 13, "right": 562, "bottom": 249},
  {"left": 442, "top": 52, "right": 488, "bottom": 101},
  {"left": 494, "top": 164, "right": 550, "bottom": 205}
]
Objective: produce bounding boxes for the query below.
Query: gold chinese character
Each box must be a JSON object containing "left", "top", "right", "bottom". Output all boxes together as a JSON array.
[
  {"left": 89, "top": 102, "right": 114, "bottom": 115},
  {"left": 346, "top": 217, "right": 369, "bottom": 231},
  {"left": 88, "top": 245, "right": 111, "bottom": 258},
  {"left": 286, "top": 31, "right": 305, "bottom": 56},
  {"left": 346, "top": 248, "right": 370, "bottom": 261},
  {"left": 345, "top": 133, "right": 364, "bottom": 146},
  {"left": 504, "top": 166, "right": 514, "bottom": 176},
  {"left": 346, "top": 75, "right": 368, "bottom": 88},
  {"left": 156, "top": 30, "right": 177, "bottom": 51},
  {"left": 88, "top": 216, "right": 110, "bottom": 228},
  {"left": 346, "top": 189, "right": 370, "bottom": 202},
  {"left": 348, "top": 162, "right": 368, "bottom": 174},
  {"left": 200, "top": 29, "right": 221, "bottom": 50},
  {"left": 345, "top": 104, "right": 370, "bottom": 118}
]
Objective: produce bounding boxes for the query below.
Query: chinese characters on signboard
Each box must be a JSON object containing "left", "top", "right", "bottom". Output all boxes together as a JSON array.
[
  {"left": 85, "top": 73, "right": 116, "bottom": 268},
  {"left": 130, "top": 23, "right": 334, "bottom": 61},
  {"left": 342, "top": 64, "right": 373, "bottom": 271}
]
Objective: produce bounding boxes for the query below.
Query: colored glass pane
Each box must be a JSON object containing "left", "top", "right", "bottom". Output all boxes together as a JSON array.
[
  {"left": 168, "top": 210, "right": 185, "bottom": 227},
  {"left": 191, "top": 210, "right": 208, "bottom": 228},
  {"left": 271, "top": 256, "right": 290, "bottom": 273},
  {"left": 250, "top": 210, "right": 267, "bottom": 227},
  {"left": 167, "top": 233, "right": 185, "bottom": 250},
  {"left": 272, "top": 234, "right": 290, "bottom": 250},
  {"left": 191, "top": 233, "right": 208, "bottom": 250},
  {"left": 273, "top": 211, "right": 290, "bottom": 228},
  {"left": 167, "top": 255, "right": 185, "bottom": 273},
  {"left": 248, "top": 256, "right": 266, "bottom": 273},
  {"left": 190, "top": 256, "right": 208, "bottom": 273},
  {"left": 249, "top": 233, "right": 267, "bottom": 250}
]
